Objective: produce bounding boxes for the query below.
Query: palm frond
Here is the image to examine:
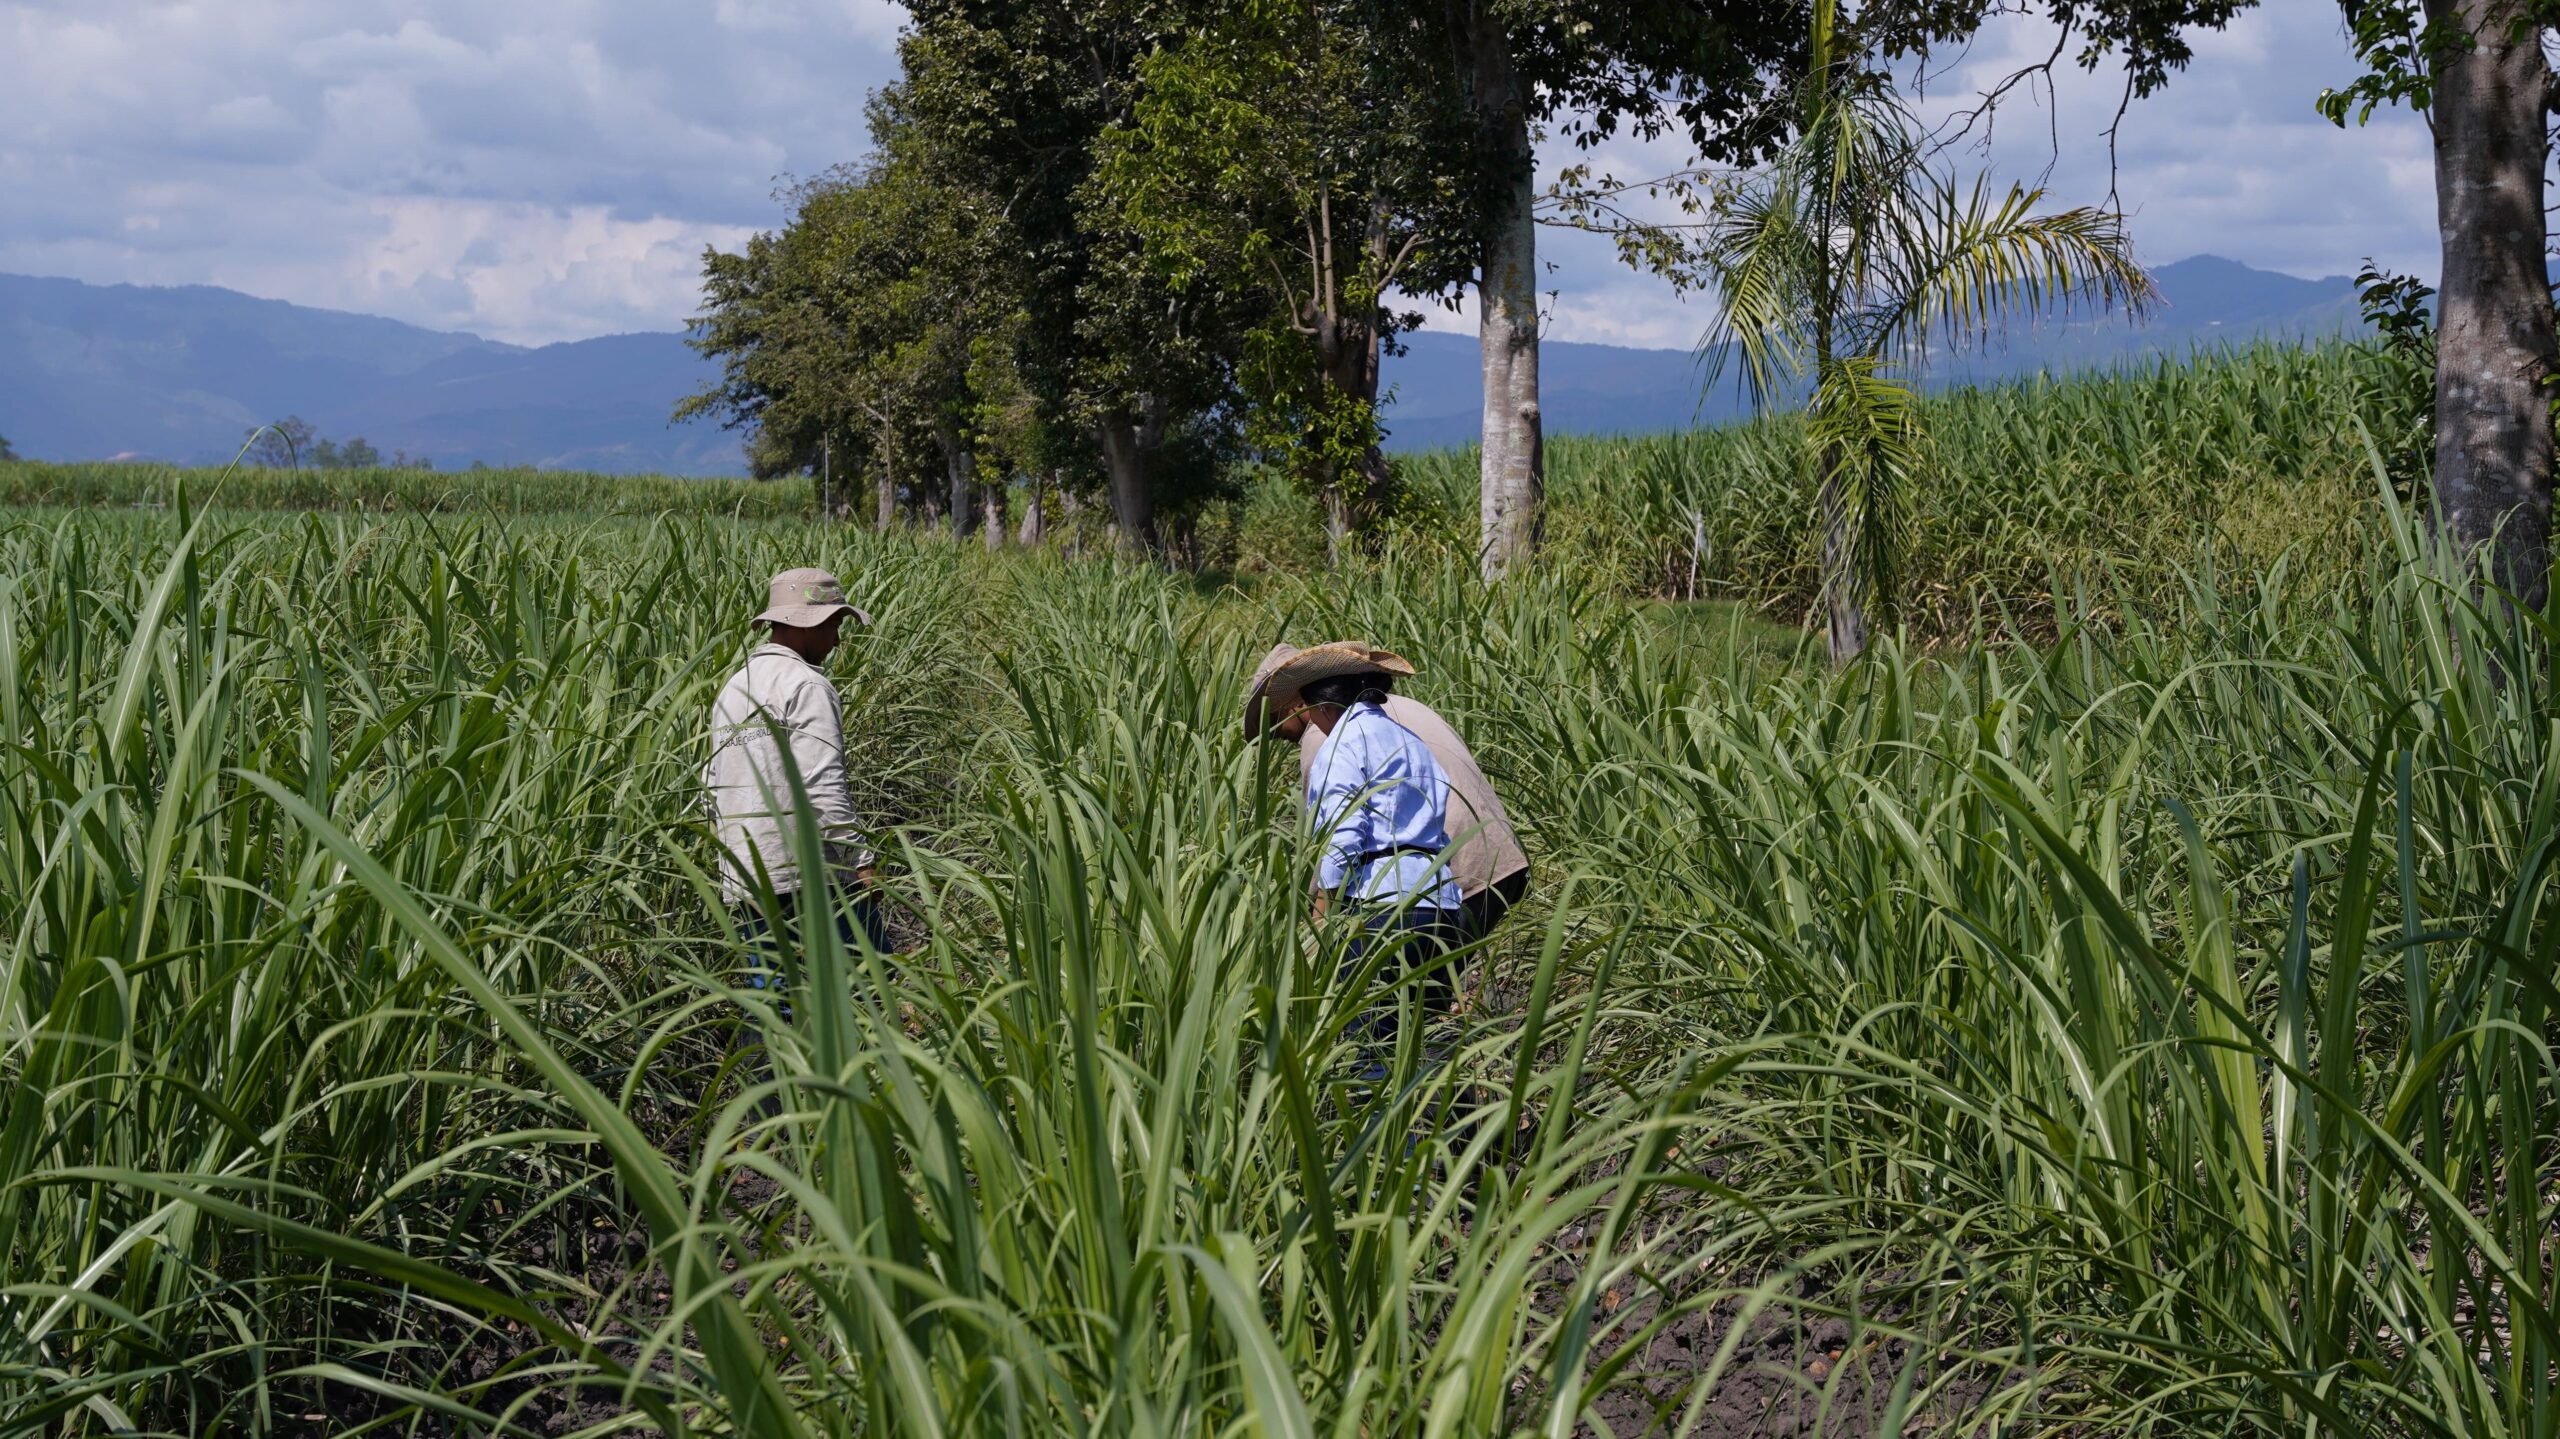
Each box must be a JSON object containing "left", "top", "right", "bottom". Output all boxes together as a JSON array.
[
  {"left": 1877, "top": 175, "right": 2155, "bottom": 366},
  {"left": 1805, "top": 354, "right": 1923, "bottom": 617},
  {"left": 1696, "top": 180, "right": 1818, "bottom": 406}
]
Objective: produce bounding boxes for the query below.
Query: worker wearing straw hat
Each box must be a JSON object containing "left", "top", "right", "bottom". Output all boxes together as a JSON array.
[
  {"left": 1245, "top": 642, "right": 1531, "bottom": 942},
  {"left": 1245, "top": 641, "right": 1472, "bottom": 1062},
  {"left": 703, "top": 567, "right": 891, "bottom": 994}
]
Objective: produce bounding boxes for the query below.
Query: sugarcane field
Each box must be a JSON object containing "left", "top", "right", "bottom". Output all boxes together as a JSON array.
[{"left": 6, "top": 1, "right": 2560, "bottom": 1435}]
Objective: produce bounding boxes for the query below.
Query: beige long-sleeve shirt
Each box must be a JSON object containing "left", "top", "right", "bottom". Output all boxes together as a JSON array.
[
  {"left": 1299, "top": 694, "right": 1527, "bottom": 900},
  {"left": 702, "top": 643, "right": 874, "bottom": 900}
]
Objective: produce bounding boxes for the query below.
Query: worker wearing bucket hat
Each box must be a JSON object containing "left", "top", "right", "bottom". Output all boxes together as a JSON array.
[
  {"left": 1248, "top": 641, "right": 1470, "bottom": 1068},
  {"left": 1245, "top": 642, "right": 1530, "bottom": 941},
  {"left": 703, "top": 567, "right": 891, "bottom": 1012}
]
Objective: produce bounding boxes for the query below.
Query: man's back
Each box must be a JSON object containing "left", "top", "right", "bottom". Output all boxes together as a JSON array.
[
  {"left": 1306, "top": 700, "right": 1462, "bottom": 909},
  {"left": 703, "top": 644, "right": 868, "bottom": 899},
  {"left": 1300, "top": 694, "right": 1527, "bottom": 900}
]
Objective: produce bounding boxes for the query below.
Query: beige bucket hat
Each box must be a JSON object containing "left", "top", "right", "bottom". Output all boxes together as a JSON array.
[
  {"left": 1241, "top": 640, "right": 1416, "bottom": 737},
  {"left": 754, "top": 567, "right": 873, "bottom": 628}
]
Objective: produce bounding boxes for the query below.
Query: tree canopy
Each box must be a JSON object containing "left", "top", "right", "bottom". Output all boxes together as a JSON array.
[
  {"left": 1094, "top": 0, "right": 1480, "bottom": 550},
  {"left": 680, "top": 0, "right": 2515, "bottom": 595}
]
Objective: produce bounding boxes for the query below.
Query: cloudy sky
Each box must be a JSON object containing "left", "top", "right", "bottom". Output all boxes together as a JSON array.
[{"left": 0, "top": 0, "right": 2427, "bottom": 349}]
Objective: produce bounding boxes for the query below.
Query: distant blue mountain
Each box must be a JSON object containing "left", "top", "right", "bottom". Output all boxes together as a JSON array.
[
  {"left": 0, "top": 256, "right": 2364, "bottom": 473},
  {"left": 0, "top": 274, "right": 743, "bottom": 474}
]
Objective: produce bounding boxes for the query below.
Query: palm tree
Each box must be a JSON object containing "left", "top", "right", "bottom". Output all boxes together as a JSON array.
[{"left": 1699, "top": 0, "right": 2154, "bottom": 664}]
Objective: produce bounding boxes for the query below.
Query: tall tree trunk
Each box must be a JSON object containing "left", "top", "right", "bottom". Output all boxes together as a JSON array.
[
  {"left": 1816, "top": 446, "right": 1867, "bottom": 664},
  {"left": 1019, "top": 480, "right": 1047, "bottom": 546},
  {"left": 1097, "top": 408, "right": 1161, "bottom": 557},
  {"left": 1317, "top": 291, "right": 1393, "bottom": 549},
  {"left": 865, "top": 409, "right": 898, "bottom": 532},
  {"left": 1456, "top": 2, "right": 1543, "bottom": 580},
  {"left": 2427, "top": 0, "right": 2555, "bottom": 605},
  {"left": 936, "top": 430, "right": 977, "bottom": 543},
  {"left": 981, "top": 484, "right": 1004, "bottom": 552}
]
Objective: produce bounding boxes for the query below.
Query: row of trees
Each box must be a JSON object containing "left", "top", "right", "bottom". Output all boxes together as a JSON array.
[
  {"left": 243, "top": 418, "right": 432, "bottom": 472},
  {"left": 680, "top": 0, "right": 2559, "bottom": 649},
  {"left": 679, "top": 0, "right": 1813, "bottom": 576}
]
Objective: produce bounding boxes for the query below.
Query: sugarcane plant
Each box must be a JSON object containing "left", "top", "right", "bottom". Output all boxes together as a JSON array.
[{"left": 1697, "top": 0, "right": 2154, "bottom": 662}]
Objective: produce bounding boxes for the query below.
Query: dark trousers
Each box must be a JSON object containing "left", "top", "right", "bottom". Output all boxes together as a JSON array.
[
  {"left": 1461, "top": 869, "right": 1530, "bottom": 943},
  {"left": 1344, "top": 904, "right": 1468, "bottom": 1057},
  {"left": 737, "top": 886, "right": 891, "bottom": 1018}
]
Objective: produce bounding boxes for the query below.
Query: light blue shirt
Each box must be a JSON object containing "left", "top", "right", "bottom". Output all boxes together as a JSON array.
[{"left": 1307, "top": 700, "right": 1463, "bottom": 909}]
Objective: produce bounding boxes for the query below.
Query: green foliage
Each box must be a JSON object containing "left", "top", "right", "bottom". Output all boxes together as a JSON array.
[
  {"left": 8, "top": 341, "right": 2413, "bottom": 634},
  {"left": 0, "top": 433, "right": 16, "bottom": 462},
  {"left": 1094, "top": 0, "right": 1474, "bottom": 517},
  {"left": 1390, "top": 341, "right": 2409, "bottom": 630},
  {"left": 2354, "top": 258, "right": 2440, "bottom": 500},
  {"left": 0, "top": 510, "right": 971, "bottom": 1430},
  {"left": 0, "top": 458, "right": 812, "bottom": 519},
  {"left": 2314, "top": 0, "right": 2454, "bottom": 126},
  {"left": 898, "top": 0, "right": 1260, "bottom": 548},
  {"left": 680, "top": 99, "right": 1019, "bottom": 512}
]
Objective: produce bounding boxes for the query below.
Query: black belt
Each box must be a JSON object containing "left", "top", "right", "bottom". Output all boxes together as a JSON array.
[{"left": 1352, "top": 845, "right": 1441, "bottom": 866}]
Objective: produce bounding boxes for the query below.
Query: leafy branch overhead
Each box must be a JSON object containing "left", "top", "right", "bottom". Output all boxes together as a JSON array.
[{"left": 1093, "top": 0, "right": 1478, "bottom": 546}]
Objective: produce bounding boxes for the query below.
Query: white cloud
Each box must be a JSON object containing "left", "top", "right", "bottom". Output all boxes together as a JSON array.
[
  {"left": 0, "top": 0, "right": 908, "bottom": 342},
  {"left": 354, "top": 199, "right": 757, "bottom": 342},
  {"left": 1903, "top": 4, "right": 2436, "bottom": 281}
]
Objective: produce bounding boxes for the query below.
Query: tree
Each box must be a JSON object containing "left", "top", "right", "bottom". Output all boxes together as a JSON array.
[
  {"left": 2320, "top": 0, "right": 2554, "bottom": 604},
  {"left": 683, "top": 184, "right": 889, "bottom": 511},
  {"left": 968, "top": 318, "right": 1060, "bottom": 548},
  {"left": 1859, "top": 0, "right": 2554, "bottom": 603},
  {"left": 0, "top": 433, "right": 17, "bottom": 462},
  {"left": 901, "top": 0, "right": 1255, "bottom": 558},
  {"left": 1698, "top": 0, "right": 2150, "bottom": 664},
  {"left": 1097, "top": 0, "right": 1478, "bottom": 556},
  {"left": 244, "top": 417, "right": 319, "bottom": 469},
  {"left": 681, "top": 103, "right": 1016, "bottom": 535}
]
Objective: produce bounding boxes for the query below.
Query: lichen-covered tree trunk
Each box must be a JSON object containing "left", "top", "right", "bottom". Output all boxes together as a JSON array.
[
  {"left": 2427, "top": 0, "right": 2555, "bottom": 605},
  {"left": 1459, "top": 13, "right": 1542, "bottom": 580},
  {"left": 937, "top": 430, "right": 978, "bottom": 542},
  {"left": 1018, "top": 481, "right": 1046, "bottom": 545},
  {"left": 1096, "top": 409, "right": 1161, "bottom": 558},
  {"left": 1816, "top": 448, "right": 1868, "bottom": 664},
  {"left": 981, "top": 484, "right": 1004, "bottom": 551},
  {"left": 875, "top": 453, "right": 896, "bottom": 533}
]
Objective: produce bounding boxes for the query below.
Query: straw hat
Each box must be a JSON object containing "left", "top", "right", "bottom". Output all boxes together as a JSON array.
[
  {"left": 754, "top": 567, "right": 873, "bottom": 628},
  {"left": 1241, "top": 640, "right": 1416, "bottom": 737}
]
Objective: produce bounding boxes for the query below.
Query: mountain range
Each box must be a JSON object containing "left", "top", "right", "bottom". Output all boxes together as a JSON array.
[{"left": 0, "top": 255, "right": 2364, "bottom": 475}]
